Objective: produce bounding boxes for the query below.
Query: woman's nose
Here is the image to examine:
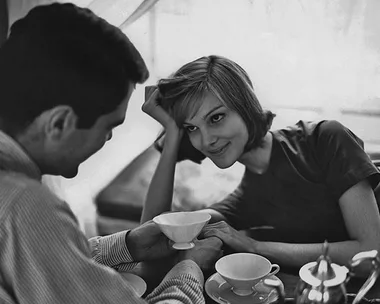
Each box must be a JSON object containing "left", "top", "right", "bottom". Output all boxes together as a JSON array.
[{"left": 201, "top": 129, "right": 217, "bottom": 148}]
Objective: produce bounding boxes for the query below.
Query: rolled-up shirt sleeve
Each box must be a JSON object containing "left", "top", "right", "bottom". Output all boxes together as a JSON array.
[
  {"left": 89, "top": 230, "right": 138, "bottom": 271},
  {"left": 147, "top": 260, "right": 204, "bottom": 304}
]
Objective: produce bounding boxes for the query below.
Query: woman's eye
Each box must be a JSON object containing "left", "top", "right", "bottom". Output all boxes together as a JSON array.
[
  {"left": 185, "top": 126, "right": 198, "bottom": 133},
  {"left": 210, "top": 113, "right": 225, "bottom": 124}
]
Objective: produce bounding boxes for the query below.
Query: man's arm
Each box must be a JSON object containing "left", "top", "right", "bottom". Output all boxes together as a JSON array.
[
  {"left": 89, "top": 231, "right": 138, "bottom": 272},
  {"left": 10, "top": 185, "right": 206, "bottom": 304},
  {"left": 89, "top": 219, "right": 175, "bottom": 271}
]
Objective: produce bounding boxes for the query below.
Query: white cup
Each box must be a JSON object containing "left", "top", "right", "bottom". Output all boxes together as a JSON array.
[
  {"left": 153, "top": 211, "right": 211, "bottom": 250},
  {"left": 215, "top": 253, "right": 280, "bottom": 296}
]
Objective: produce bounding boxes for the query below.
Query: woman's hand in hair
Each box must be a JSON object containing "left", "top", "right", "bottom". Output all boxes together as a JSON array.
[
  {"left": 200, "top": 221, "right": 259, "bottom": 254},
  {"left": 142, "top": 86, "right": 175, "bottom": 128},
  {"left": 143, "top": 85, "right": 183, "bottom": 147}
]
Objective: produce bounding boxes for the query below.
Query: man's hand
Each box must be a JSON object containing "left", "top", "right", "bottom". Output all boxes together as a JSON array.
[
  {"left": 127, "top": 220, "right": 175, "bottom": 262},
  {"left": 178, "top": 237, "right": 224, "bottom": 272}
]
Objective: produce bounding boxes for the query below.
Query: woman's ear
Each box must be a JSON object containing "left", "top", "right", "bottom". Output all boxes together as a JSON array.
[{"left": 43, "top": 105, "right": 77, "bottom": 141}]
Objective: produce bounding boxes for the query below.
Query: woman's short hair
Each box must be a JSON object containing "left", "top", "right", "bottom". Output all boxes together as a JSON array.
[
  {"left": 155, "top": 55, "right": 275, "bottom": 163},
  {"left": 0, "top": 3, "right": 149, "bottom": 136}
]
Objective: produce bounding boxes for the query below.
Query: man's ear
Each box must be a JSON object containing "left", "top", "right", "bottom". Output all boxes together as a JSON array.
[{"left": 43, "top": 105, "right": 77, "bottom": 141}]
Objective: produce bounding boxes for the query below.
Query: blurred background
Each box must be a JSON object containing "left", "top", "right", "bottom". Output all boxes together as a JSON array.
[{"left": 4, "top": 0, "right": 380, "bottom": 237}]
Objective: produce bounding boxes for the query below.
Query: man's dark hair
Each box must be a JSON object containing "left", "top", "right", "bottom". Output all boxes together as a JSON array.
[{"left": 0, "top": 3, "right": 149, "bottom": 136}]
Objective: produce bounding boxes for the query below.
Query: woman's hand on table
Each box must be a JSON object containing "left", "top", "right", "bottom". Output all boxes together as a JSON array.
[
  {"left": 201, "top": 221, "right": 259, "bottom": 253},
  {"left": 178, "top": 237, "right": 224, "bottom": 272},
  {"left": 127, "top": 220, "right": 175, "bottom": 262}
]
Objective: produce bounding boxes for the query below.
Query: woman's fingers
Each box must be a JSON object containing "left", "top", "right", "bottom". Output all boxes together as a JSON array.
[
  {"left": 203, "top": 228, "right": 225, "bottom": 239},
  {"left": 141, "top": 88, "right": 159, "bottom": 114},
  {"left": 203, "top": 221, "right": 229, "bottom": 231},
  {"left": 142, "top": 86, "right": 175, "bottom": 128},
  {"left": 144, "top": 85, "right": 157, "bottom": 102}
]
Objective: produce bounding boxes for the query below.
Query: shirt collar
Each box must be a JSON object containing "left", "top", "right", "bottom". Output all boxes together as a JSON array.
[{"left": 0, "top": 131, "right": 42, "bottom": 180}]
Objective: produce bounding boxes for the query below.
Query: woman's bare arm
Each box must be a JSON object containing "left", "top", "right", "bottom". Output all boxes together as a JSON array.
[
  {"left": 140, "top": 123, "right": 182, "bottom": 223},
  {"left": 140, "top": 87, "right": 183, "bottom": 223},
  {"left": 203, "top": 180, "right": 380, "bottom": 272}
]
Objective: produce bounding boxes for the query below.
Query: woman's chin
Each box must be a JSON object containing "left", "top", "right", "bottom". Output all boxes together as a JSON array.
[{"left": 210, "top": 158, "right": 236, "bottom": 169}]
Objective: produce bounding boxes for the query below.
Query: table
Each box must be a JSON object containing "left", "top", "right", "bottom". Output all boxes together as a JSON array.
[{"left": 129, "top": 258, "right": 380, "bottom": 302}]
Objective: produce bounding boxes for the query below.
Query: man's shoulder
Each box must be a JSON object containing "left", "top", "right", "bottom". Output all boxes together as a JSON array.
[
  {"left": 0, "top": 170, "right": 40, "bottom": 189},
  {"left": 0, "top": 171, "right": 66, "bottom": 220}
]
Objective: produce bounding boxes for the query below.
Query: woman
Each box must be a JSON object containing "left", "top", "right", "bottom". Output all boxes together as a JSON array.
[{"left": 141, "top": 55, "right": 380, "bottom": 271}]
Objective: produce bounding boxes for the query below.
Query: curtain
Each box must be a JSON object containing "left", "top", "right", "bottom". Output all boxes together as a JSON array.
[{"left": 119, "top": 0, "right": 159, "bottom": 29}]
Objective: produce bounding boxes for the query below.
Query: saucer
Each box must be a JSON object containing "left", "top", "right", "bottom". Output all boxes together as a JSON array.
[
  {"left": 205, "top": 273, "right": 284, "bottom": 304},
  {"left": 172, "top": 241, "right": 195, "bottom": 250},
  {"left": 120, "top": 272, "right": 147, "bottom": 297}
]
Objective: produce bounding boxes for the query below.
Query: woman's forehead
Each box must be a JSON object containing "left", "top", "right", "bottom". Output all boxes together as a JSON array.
[{"left": 183, "top": 92, "right": 224, "bottom": 124}]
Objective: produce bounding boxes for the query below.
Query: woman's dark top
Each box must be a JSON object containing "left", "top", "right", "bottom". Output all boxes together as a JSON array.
[{"left": 209, "top": 120, "right": 380, "bottom": 243}]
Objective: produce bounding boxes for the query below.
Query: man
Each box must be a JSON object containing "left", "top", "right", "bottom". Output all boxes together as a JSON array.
[{"left": 0, "top": 3, "right": 222, "bottom": 303}]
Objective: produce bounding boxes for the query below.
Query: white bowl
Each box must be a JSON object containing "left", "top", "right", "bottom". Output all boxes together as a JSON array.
[
  {"left": 119, "top": 273, "right": 147, "bottom": 297},
  {"left": 215, "top": 253, "right": 280, "bottom": 296},
  {"left": 153, "top": 211, "right": 211, "bottom": 250}
]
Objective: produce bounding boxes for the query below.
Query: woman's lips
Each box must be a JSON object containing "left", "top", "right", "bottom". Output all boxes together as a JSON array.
[{"left": 208, "top": 142, "right": 230, "bottom": 156}]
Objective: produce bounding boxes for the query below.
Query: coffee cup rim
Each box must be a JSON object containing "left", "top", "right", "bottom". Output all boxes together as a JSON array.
[
  {"left": 153, "top": 212, "right": 211, "bottom": 227},
  {"left": 215, "top": 253, "right": 274, "bottom": 281}
]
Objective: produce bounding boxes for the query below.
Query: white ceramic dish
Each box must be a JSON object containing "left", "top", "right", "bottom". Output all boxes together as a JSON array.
[
  {"left": 205, "top": 273, "right": 284, "bottom": 304},
  {"left": 120, "top": 272, "right": 147, "bottom": 297}
]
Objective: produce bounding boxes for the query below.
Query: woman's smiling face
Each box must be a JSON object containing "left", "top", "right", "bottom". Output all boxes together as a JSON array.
[{"left": 183, "top": 91, "right": 249, "bottom": 169}]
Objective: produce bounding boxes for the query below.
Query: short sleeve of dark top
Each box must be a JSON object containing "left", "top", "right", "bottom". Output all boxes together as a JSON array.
[{"left": 208, "top": 120, "right": 380, "bottom": 244}]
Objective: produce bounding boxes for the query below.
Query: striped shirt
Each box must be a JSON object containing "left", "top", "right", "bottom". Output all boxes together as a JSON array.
[{"left": 0, "top": 131, "right": 204, "bottom": 304}]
